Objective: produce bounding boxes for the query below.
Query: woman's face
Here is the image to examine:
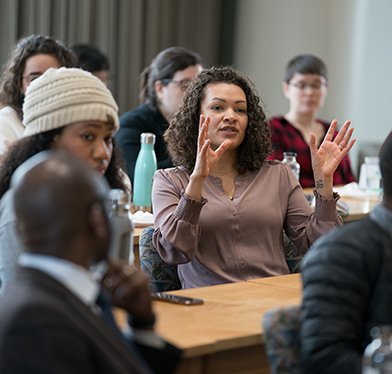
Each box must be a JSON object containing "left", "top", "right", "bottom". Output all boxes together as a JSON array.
[
  {"left": 283, "top": 73, "right": 328, "bottom": 115},
  {"left": 155, "top": 64, "right": 203, "bottom": 119},
  {"left": 51, "top": 121, "right": 115, "bottom": 176},
  {"left": 21, "top": 54, "right": 62, "bottom": 95},
  {"left": 200, "top": 83, "right": 248, "bottom": 151}
]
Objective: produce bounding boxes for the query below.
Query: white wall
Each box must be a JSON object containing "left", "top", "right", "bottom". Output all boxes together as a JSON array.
[{"left": 232, "top": 0, "right": 392, "bottom": 177}]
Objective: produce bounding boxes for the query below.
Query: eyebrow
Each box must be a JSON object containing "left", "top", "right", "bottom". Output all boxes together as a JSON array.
[
  {"left": 80, "top": 123, "right": 115, "bottom": 131},
  {"left": 211, "top": 98, "right": 247, "bottom": 104}
]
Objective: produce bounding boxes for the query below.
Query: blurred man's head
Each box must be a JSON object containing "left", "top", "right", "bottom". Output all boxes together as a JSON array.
[{"left": 13, "top": 151, "right": 111, "bottom": 267}]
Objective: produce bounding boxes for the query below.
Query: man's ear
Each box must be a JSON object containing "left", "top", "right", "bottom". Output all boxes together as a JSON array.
[{"left": 88, "top": 202, "right": 108, "bottom": 239}]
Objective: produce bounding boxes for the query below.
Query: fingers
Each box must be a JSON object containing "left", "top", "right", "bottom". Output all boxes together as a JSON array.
[
  {"left": 334, "top": 120, "right": 355, "bottom": 157},
  {"left": 333, "top": 120, "right": 351, "bottom": 145},
  {"left": 308, "top": 132, "right": 317, "bottom": 156},
  {"left": 198, "top": 115, "right": 210, "bottom": 151},
  {"left": 101, "top": 261, "right": 140, "bottom": 300},
  {"left": 321, "top": 119, "right": 338, "bottom": 145},
  {"left": 214, "top": 140, "right": 232, "bottom": 159}
]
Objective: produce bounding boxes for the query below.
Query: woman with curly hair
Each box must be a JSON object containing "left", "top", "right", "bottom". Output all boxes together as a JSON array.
[
  {"left": 152, "top": 66, "right": 356, "bottom": 289},
  {"left": 0, "top": 67, "right": 129, "bottom": 291},
  {"left": 0, "top": 34, "right": 77, "bottom": 154}
]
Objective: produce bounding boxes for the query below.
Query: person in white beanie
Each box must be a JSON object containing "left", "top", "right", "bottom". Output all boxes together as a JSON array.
[{"left": 0, "top": 67, "right": 130, "bottom": 291}]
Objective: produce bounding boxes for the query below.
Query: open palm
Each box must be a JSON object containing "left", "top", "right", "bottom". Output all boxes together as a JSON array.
[{"left": 310, "top": 120, "right": 356, "bottom": 179}]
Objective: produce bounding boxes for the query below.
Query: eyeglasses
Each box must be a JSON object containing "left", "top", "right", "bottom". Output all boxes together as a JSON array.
[
  {"left": 289, "top": 81, "right": 327, "bottom": 92},
  {"left": 161, "top": 78, "right": 191, "bottom": 91},
  {"left": 22, "top": 72, "right": 43, "bottom": 85}
]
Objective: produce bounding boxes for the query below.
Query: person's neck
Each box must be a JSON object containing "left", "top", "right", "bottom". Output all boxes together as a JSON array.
[
  {"left": 211, "top": 151, "right": 238, "bottom": 175},
  {"left": 157, "top": 104, "right": 169, "bottom": 120},
  {"left": 285, "top": 110, "right": 317, "bottom": 130}
]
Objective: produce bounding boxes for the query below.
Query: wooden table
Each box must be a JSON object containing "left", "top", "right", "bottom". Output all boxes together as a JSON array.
[{"left": 150, "top": 275, "right": 302, "bottom": 374}]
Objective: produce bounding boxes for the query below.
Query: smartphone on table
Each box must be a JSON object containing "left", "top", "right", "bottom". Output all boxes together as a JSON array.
[{"left": 151, "top": 292, "right": 204, "bottom": 305}]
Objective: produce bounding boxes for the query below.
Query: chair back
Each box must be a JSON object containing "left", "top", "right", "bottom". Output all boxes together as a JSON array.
[
  {"left": 139, "top": 226, "right": 181, "bottom": 292},
  {"left": 262, "top": 305, "right": 302, "bottom": 374},
  {"left": 284, "top": 232, "right": 303, "bottom": 274}
]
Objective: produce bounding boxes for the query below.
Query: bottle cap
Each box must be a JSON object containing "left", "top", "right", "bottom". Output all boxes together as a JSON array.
[{"left": 140, "top": 133, "right": 156, "bottom": 145}]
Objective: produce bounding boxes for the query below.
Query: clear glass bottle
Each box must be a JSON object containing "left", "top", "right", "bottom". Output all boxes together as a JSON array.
[
  {"left": 363, "top": 325, "right": 392, "bottom": 373},
  {"left": 282, "top": 152, "right": 300, "bottom": 181},
  {"left": 133, "top": 133, "right": 157, "bottom": 212},
  {"left": 364, "top": 157, "right": 382, "bottom": 198},
  {"left": 108, "top": 189, "right": 135, "bottom": 265}
]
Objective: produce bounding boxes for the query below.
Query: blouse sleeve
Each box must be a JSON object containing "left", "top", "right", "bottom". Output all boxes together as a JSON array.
[
  {"left": 283, "top": 165, "right": 344, "bottom": 254},
  {"left": 152, "top": 168, "right": 207, "bottom": 264}
]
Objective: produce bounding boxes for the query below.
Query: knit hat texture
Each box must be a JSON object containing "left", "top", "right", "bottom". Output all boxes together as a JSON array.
[{"left": 22, "top": 67, "right": 119, "bottom": 137}]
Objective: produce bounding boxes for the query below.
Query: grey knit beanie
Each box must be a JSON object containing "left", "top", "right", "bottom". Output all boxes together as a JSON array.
[{"left": 22, "top": 67, "right": 119, "bottom": 137}]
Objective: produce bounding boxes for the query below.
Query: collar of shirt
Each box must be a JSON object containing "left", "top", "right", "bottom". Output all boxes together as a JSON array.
[
  {"left": 370, "top": 204, "right": 392, "bottom": 239},
  {"left": 18, "top": 253, "right": 100, "bottom": 307}
]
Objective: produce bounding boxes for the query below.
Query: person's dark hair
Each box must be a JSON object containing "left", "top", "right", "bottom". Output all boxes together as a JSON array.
[
  {"left": 165, "top": 66, "right": 271, "bottom": 174},
  {"left": 0, "top": 35, "right": 77, "bottom": 120},
  {"left": 0, "top": 128, "right": 127, "bottom": 200},
  {"left": 71, "top": 43, "right": 109, "bottom": 73},
  {"left": 284, "top": 54, "right": 328, "bottom": 83},
  {"left": 380, "top": 133, "right": 392, "bottom": 199},
  {"left": 139, "top": 46, "right": 202, "bottom": 110}
]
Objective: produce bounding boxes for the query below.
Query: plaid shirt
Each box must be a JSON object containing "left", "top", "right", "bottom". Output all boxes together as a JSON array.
[{"left": 268, "top": 116, "right": 356, "bottom": 188}]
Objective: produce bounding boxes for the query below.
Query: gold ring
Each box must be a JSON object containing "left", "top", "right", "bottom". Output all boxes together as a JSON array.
[{"left": 338, "top": 144, "right": 344, "bottom": 151}]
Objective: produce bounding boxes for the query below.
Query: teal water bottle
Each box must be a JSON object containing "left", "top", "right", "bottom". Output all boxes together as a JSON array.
[{"left": 133, "top": 133, "right": 157, "bottom": 212}]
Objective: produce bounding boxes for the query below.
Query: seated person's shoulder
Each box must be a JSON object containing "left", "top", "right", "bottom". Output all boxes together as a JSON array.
[{"left": 303, "top": 217, "right": 385, "bottom": 272}]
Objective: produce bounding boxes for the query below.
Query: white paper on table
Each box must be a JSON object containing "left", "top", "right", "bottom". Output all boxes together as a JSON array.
[
  {"left": 130, "top": 210, "right": 154, "bottom": 227},
  {"left": 333, "top": 182, "right": 368, "bottom": 198}
]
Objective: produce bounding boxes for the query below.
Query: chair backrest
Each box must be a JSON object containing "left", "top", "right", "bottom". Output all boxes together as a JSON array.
[
  {"left": 262, "top": 305, "right": 302, "bottom": 374},
  {"left": 284, "top": 232, "right": 303, "bottom": 274},
  {"left": 139, "top": 226, "right": 181, "bottom": 292}
]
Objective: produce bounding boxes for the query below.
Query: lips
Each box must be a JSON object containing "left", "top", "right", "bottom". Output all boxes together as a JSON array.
[{"left": 220, "top": 125, "right": 238, "bottom": 133}]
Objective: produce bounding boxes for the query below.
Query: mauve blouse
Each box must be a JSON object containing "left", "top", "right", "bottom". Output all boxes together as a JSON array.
[{"left": 152, "top": 160, "right": 343, "bottom": 289}]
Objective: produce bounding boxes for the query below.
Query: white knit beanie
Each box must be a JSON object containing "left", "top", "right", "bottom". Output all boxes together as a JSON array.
[{"left": 22, "top": 67, "right": 119, "bottom": 137}]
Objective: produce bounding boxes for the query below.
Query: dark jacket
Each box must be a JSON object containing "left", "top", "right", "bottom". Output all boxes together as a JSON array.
[
  {"left": 300, "top": 215, "right": 392, "bottom": 374},
  {"left": 0, "top": 266, "right": 180, "bottom": 373},
  {"left": 116, "top": 104, "right": 172, "bottom": 185}
]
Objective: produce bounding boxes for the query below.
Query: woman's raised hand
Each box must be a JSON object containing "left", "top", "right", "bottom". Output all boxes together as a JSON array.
[
  {"left": 185, "top": 115, "right": 231, "bottom": 200},
  {"left": 310, "top": 120, "right": 355, "bottom": 197},
  {"left": 192, "top": 115, "right": 231, "bottom": 180}
]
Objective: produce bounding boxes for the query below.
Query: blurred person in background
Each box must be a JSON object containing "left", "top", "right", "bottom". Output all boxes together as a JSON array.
[
  {"left": 71, "top": 43, "right": 110, "bottom": 87},
  {"left": 0, "top": 34, "right": 77, "bottom": 155},
  {"left": 115, "top": 46, "right": 202, "bottom": 185},
  {"left": 268, "top": 54, "right": 356, "bottom": 188}
]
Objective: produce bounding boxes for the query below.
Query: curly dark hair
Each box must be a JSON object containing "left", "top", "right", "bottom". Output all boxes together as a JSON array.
[
  {"left": 0, "top": 35, "right": 77, "bottom": 120},
  {"left": 0, "top": 129, "right": 128, "bottom": 200},
  {"left": 164, "top": 66, "right": 272, "bottom": 174}
]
